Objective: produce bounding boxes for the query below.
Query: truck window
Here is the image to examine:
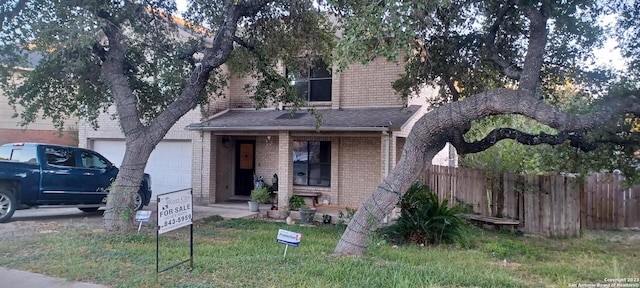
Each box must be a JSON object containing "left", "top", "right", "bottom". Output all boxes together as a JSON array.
[
  {"left": 0, "top": 146, "right": 10, "bottom": 161},
  {"left": 0, "top": 146, "right": 38, "bottom": 164},
  {"left": 13, "top": 147, "right": 38, "bottom": 164},
  {"left": 80, "top": 151, "right": 109, "bottom": 169},
  {"left": 45, "top": 147, "right": 76, "bottom": 167}
]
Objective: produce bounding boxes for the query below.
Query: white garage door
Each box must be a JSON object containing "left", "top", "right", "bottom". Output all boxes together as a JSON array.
[{"left": 92, "top": 140, "right": 192, "bottom": 199}]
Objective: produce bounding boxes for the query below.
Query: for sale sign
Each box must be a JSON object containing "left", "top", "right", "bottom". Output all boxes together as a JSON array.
[{"left": 157, "top": 189, "right": 193, "bottom": 234}]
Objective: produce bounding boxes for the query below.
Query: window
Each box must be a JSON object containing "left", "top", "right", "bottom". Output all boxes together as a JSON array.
[
  {"left": 0, "top": 146, "right": 10, "bottom": 161},
  {"left": 14, "top": 147, "right": 38, "bottom": 164},
  {"left": 288, "top": 58, "right": 332, "bottom": 102},
  {"left": 80, "top": 151, "right": 109, "bottom": 169},
  {"left": 0, "top": 146, "right": 38, "bottom": 164},
  {"left": 293, "top": 141, "right": 331, "bottom": 187},
  {"left": 45, "top": 147, "right": 75, "bottom": 167}
]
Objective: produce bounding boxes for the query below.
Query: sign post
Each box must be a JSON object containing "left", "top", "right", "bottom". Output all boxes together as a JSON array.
[{"left": 156, "top": 189, "right": 194, "bottom": 276}]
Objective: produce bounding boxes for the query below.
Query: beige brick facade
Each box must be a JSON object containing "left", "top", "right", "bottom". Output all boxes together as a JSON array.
[
  {"left": 334, "top": 58, "right": 405, "bottom": 108},
  {"left": 190, "top": 58, "right": 457, "bottom": 209}
]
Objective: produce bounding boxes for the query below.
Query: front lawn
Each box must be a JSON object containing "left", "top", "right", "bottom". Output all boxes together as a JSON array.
[{"left": 0, "top": 218, "right": 638, "bottom": 287}]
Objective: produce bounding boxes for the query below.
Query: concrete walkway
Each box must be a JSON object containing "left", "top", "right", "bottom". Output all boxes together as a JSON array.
[
  {"left": 0, "top": 267, "right": 108, "bottom": 288},
  {"left": 0, "top": 203, "right": 259, "bottom": 288}
]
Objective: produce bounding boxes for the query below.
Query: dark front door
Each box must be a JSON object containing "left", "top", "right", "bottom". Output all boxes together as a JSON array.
[{"left": 235, "top": 140, "right": 255, "bottom": 196}]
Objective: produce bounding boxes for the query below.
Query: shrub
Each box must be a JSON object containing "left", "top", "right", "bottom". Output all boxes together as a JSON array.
[
  {"left": 288, "top": 195, "right": 306, "bottom": 211},
  {"left": 381, "top": 181, "right": 468, "bottom": 246},
  {"left": 250, "top": 186, "right": 271, "bottom": 203}
]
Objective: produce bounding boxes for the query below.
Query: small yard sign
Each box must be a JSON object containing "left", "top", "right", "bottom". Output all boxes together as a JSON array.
[
  {"left": 277, "top": 229, "right": 302, "bottom": 247},
  {"left": 276, "top": 229, "right": 302, "bottom": 258},
  {"left": 135, "top": 210, "right": 152, "bottom": 232},
  {"left": 135, "top": 210, "right": 151, "bottom": 222}
]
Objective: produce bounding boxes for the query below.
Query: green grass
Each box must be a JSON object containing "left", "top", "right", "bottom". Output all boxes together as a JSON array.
[{"left": 0, "top": 218, "right": 639, "bottom": 288}]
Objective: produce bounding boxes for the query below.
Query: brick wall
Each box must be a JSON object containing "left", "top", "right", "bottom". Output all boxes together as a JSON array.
[
  {"left": 78, "top": 105, "right": 201, "bottom": 148},
  {"left": 1, "top": 72, "right": 78, "bottom": 146},
  {"left": 227, "top": 75, "right": 260, "bottom": 109},
  {"left": 215, "top": 136, "right": 234, "bottom": 201},
  {"left": 207, "top": 58, "right": 408, "bottom": 110},
  {"left": 335, "top": 58, "right": 405, "bottom": 108},
  {"left": 0, "top": 128, "right": 78, "bottom": 146},
  {"left": 338, "top": 136, "right": 381, "bottom": 206},
  {"left": 254, "top": 135, "right": 279, "bottom": 185}
]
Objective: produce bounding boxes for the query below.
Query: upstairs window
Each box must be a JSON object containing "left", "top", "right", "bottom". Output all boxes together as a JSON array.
[
  {"left": 288, "top": 58, "right": 332, "bottom": 102},
  {"left": 293, "top": 141, "right": 331, "bottom": 187}
]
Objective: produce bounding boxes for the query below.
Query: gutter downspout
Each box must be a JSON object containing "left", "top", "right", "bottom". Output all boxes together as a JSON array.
[
  {"left": 384, "top": 131, "right": 390, "bottom": 178},
  {"left": 383, "top": 130, "right": 390, "bottom": 224}
]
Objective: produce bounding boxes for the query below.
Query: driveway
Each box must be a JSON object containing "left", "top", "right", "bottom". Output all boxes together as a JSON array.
[
  {"left": 0, "top": 207, "right": 104, "bottom": 241},
  {"left": 0, "top": 203, "right": 258, "bottom": 241}
]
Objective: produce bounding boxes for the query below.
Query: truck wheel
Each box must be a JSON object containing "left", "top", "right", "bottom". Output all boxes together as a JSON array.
[
  {"left": 0, "top": 189, "right": 17, "bottom": 223},
  {"left": 133, "top": 192, "right": 145, "bottom": 211}
]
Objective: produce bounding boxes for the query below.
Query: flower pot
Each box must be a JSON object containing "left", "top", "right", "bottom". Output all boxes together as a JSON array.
[
  {"left": 248, "top": 201, "right": 259, "bottom": 212},
  {"left": 299, "top": 208, "right": 316, "bottom": 225}
]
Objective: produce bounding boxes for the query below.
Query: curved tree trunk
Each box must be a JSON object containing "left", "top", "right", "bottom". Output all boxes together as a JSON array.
[{"left": 97, "top": 2, "right": 244, "bottom": 232}]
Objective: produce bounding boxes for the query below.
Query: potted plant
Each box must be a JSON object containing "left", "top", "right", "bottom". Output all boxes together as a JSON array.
[
  {"left": 322, "top": 213, "right": 332, "bottom": 224},
  {"left": 298, "top": 206, "right": 316, "bottom": 225},
  {"left": 248, "top": 186, "right": 270, "bottom": 212},
  {"left": 288, "top": 195, "right": 306, "bottom": 211}
]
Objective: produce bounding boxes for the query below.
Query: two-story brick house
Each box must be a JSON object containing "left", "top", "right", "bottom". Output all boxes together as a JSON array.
[
  {"left": 0, "top": 52, "right": 78, "bottom": 146},
  {"left": 186, "top": 57, "right": 457, "bottom": 209}
]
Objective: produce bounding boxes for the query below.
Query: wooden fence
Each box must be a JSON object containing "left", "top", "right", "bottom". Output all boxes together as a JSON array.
[{"left": 418, "top": 165, "right": 640, "bottom": 237}]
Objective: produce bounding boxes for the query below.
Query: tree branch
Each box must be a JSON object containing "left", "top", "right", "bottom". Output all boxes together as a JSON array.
[
  {"left": 518, "top": 2, "right": 549, "bottom": 95},
  {"left": 416, "top": 88, "right": 639, "bottom": 158},
  {"left": 451, "top": 128, "right": 598, "bottom": 154},
  {"left": 484, "top": 1, "right": 521, "bottom": 80}
]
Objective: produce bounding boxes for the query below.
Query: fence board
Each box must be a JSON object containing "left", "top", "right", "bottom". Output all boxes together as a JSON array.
[{"left": 420, "top": 166, "right": 640, "bottom": 236}]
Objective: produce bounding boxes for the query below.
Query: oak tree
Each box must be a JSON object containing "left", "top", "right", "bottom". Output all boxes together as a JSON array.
[
  {"left": 331, "top": 0, "right": 640, "bottom": 255},
  {"left": 0, "top": 0, "right": 333, "bottom": 231}
]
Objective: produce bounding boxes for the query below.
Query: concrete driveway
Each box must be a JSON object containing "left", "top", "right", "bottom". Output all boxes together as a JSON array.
[{"left": 1, "top": 202, "right": 258, "bottom": 239}]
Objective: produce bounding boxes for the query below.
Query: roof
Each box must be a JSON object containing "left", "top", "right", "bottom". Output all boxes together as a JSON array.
[{"left": 185, "top": 106, "right": 421, "bottom": 132}]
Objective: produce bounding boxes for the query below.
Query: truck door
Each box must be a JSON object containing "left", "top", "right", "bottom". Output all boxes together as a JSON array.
[
  {"left": 39, "top": 146, "right": 108, "bottom": 204},
  {"left": 40, "top": 146, "right": 83, "bottom": 203},
  {"left": 77, "top": 150, "right": 117, "bottom": 197}
]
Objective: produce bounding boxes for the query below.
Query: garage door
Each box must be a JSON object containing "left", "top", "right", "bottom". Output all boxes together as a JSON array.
[{"left": 92, "top": 140, "right": 192, "bottom": 199}]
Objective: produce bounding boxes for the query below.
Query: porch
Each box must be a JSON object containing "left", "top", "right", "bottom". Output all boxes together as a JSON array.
[{"left": 207, "top": 201, "right": 358, "bottom": 225}]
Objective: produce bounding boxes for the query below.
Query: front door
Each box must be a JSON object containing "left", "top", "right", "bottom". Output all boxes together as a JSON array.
[{"left": 235, "top": 140, "right": 255, "bottom": 196}]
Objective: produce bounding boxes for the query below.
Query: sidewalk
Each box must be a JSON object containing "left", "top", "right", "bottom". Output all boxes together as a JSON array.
[{"left": 0, "top": 267, "right": 108, "bottom": 288}]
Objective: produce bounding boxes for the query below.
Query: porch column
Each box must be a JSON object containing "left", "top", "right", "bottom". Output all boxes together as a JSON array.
[
  {"left": 277, "top": 131, "right": 292, "bottom": 214},
  {"left": 191, "top": 131, "right": 214, "bottom": 205},
  {"left": 389, "top": 133, "right": 398, "bottom": 170}
]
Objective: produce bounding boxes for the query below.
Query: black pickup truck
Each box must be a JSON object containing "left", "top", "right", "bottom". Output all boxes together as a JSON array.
[{"left": 0, "top": 143, "right": 152, "bottom": 223}]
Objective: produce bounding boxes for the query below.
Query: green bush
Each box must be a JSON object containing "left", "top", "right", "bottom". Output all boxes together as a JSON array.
[
  {"left": 288, "top": 195, "right": 306, "bottom": 211},
  {"left": 250, "top": 186, "right": 271, "bottom": 203},
  {"left": 381, "top": 181, "right": 468, "bottom": 246}
]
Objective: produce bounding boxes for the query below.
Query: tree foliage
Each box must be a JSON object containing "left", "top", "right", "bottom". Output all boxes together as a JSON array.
[{"left": 0, "top": 0, "right": 334, "bottom": 231}]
